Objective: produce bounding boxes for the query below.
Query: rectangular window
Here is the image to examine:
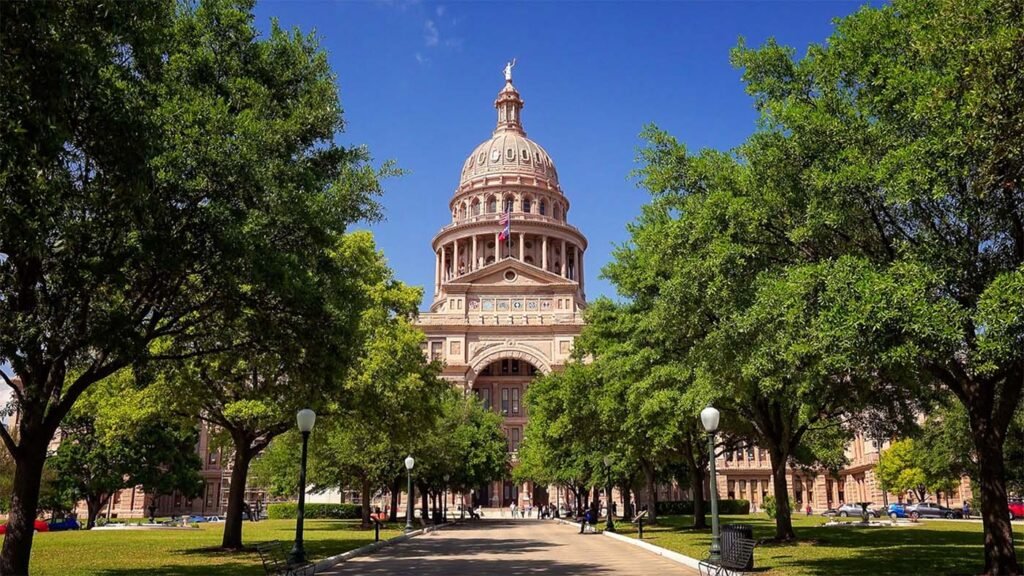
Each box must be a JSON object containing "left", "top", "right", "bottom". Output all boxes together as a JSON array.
[
  {"left": 430, "top": 341, "right": 442, "bottom": 361},
  {"left": 511, "top": 360, "right": 519, "bottom": 374},
  {"left": 511, "top": 428, "right": 520, "bottom": 451},
  {"left": 501, "top": 359, "right": 509, "bottom": 374},
  {"left": 479, "top": 388, "right": 491, "bottom": 410},
  {"left": 501, "top": 388, "right": 509, "bottom": 415},
  {"left": 512, "top": 388, "right": 520, "bottom": 415}
]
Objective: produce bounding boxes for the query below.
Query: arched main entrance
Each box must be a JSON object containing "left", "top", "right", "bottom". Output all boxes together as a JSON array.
[{"left": 468, "top": 355, "right": 547, "bottom": 509}]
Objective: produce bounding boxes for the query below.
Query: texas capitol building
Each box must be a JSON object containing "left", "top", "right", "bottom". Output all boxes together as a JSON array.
[{"left": 416, "top": 67, "right": 587, "bottom": 510}]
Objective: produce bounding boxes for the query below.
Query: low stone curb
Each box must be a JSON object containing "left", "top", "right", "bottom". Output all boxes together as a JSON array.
[
  {"left": 553, "top": 517, "right": 707, "bottom": 574},
  {"left": 600, "top": 529, "right": 705, "bottom": 573},
  {"left": 313, "top": 521, "right": 456, "bottom": 572}
]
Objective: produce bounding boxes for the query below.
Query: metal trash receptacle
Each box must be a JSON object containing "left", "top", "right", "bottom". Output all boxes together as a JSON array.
[{"left": 721, "top": 524, "right": 754, "bottom": 569}]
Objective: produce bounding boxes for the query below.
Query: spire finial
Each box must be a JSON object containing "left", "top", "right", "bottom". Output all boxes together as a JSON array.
[{"left": 503, "top": 58, "right": 516, "bottom": 83}]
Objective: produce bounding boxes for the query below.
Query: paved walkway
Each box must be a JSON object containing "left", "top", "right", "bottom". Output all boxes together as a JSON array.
[{"left": 320, "top": 519, "right": 698, "bottom": 575}]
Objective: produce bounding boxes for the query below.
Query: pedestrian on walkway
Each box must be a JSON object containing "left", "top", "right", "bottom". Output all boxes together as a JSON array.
[
  {"left": 510, "top": 502, "right": 517, "bottom": 519},
  {"left": 963, "top": 501, "right": 971, "bottom": 519}
]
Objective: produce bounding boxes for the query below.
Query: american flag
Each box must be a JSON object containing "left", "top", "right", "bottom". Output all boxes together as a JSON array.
[{"left": 498, "top": 210, "right": 511, "bottom": 240}]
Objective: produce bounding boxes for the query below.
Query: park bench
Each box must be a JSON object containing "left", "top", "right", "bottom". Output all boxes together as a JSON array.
[
  {"left": 255, "top": 540, "right": 316, "bottom": 576},
  {"left": 698, "top": 537, "right": 756, "bottom": 576}
]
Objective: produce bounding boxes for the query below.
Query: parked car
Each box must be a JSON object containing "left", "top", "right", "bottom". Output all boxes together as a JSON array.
[
  {"left": 904, "top": 502, "right": 963, "bottom": 520},
  {"left": 835, "top": 503, "right": 880, "bottom": 518},
  {"left": 187, "top": 515, "right": 209, "bottom": 523},
  {"left": 887, "top": 503, "right": 907, "bottom": 519},
  {"left": 821, "top": 508, "right": 839, "bottom": 517},
  {"left": 47, "top": 518, "right": 79, "bottom": 532},
  {"left": 1009, "top": 500, "right": 1024, "bottom": 520},
  {"left": 0, "top": 520, "right": 50, "bottom": 534}
]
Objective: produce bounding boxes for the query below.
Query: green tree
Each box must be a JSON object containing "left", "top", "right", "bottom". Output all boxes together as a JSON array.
[
  {"left": 725, "top": 1, "right": 1024, "bottom": 569},
  {"left": 158, "top": 231, "right": 396, "bottom": 549},
  {"left": 49, "top": 409, "right": 202, "bottom": 529},
  {"left": 1, "top": 0, "right": 391, "bottom": 570},
  {"left": 877, "top": 439, "right": 930, "bottom": 503}
]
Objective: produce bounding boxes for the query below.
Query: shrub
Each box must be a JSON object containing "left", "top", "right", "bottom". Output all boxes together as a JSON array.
[
  {"left": 763, "top": 496, "right": 777, "bottom": 519},
  {"left": 267, "top": 503, "right": 362, "bottom": 520},
  {"left": 654, "top": 499, "right": 751, "bottom": 515}
]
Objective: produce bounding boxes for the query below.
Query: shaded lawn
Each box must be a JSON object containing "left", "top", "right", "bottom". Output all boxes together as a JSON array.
[
  {"left": 29, "top": 519, "right": 402, "bottom": 576},
  {"left": 614, "top": 514, "right": 1024, "bottom": 576}
]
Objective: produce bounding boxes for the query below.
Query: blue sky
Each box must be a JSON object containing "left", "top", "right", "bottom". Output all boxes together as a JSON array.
[{"left": 251, "top": 0, "right": 872, "bottom": 307}]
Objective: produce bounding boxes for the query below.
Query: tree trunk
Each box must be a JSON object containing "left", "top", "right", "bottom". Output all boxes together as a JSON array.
[
  {"left": 973, "top": 417, "right": 1021, "bottom": 575},
  {"left": 0, "top": 444, "right": 47, "bottom": 576},
  {"left": 85, "top": 494, "right": 108, "bottom": 530},
  {"left": 221, "top": 440, "right": 254, "bottom": 549},
  {"left": 361, "top": 477, "right": 372, "bottom": 528},
  {"left": 642, "top": 461, "right": 659, "bottom": 524},
  {"left": 690, "top": 463, "right": 707, "bottom": 529},
  {"left": 769, "top": 447, "right": 796, "bottom": 541},
  {"left": 389, "top": 476, "right": 400, "bottom": 522},
  {"left": 419, "top": 483, "right": 429, "bottom": 521}
]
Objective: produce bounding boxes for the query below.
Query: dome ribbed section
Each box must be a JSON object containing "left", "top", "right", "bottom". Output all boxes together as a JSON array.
[{"left": 457, "top": 80, "right": 560, "bottom": 190}]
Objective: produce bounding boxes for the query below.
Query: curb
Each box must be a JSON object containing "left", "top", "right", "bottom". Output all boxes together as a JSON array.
[
  {"left": 313, "top": 521, "right": 456, "bottom": 572},
  {"left": 554, "top": 517, "right": 707, "bottom": 574},
  {"left": 601, "top": 529, "right": 705, "bottom": 573}
]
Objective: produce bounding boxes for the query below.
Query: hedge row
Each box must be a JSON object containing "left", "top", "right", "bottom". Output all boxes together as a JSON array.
[
  {"left": 655, "top": 499, "right": 750, "bottom": 515},
  {"left": 267, "top": 503, "right": 362, "bottom": 520}
]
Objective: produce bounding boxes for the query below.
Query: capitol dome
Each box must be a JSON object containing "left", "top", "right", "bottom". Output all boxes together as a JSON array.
[{"left": 458, "top": 79, "right": 560, "bottom": 190}]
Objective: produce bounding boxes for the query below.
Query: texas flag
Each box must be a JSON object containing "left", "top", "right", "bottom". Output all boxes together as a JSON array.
[{"left": 498, "top": 210, "right": 511, "bottom": 241}]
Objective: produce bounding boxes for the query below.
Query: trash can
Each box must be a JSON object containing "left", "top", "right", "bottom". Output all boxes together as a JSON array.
[{"left": 721, "top": 524, "right": 754, "bottom": 570}]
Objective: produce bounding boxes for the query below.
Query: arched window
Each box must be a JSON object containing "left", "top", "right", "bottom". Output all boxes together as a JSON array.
[
  {"left": 504, "top": 195, "right": 514, "bottom": 213},
  {"left": 539, "top": 199, "right": 546, "bottom": 216},
  {"left": 487, "top": 196, "right": 497, "bottom": 213},
  {"left": 553, "top": 203, "right": 561, "bottom": 221},
  {"left": 471, "top": 198, "right": 481, "bottom": 216},
  {"left": 522, "top": 196, "right": 532, "bottom": 213},
  {"left": 460, "top": 202, "right": 467, "bottom": 220}
]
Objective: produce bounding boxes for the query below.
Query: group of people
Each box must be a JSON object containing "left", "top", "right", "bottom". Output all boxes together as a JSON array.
[{"left": 506, "top": 502, "right": 560, "bottom": 519}]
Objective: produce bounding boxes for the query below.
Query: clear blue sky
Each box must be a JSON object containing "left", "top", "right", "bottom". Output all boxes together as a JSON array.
[{"left": 252, "top": 0, "right": 872, "bottom": 308}]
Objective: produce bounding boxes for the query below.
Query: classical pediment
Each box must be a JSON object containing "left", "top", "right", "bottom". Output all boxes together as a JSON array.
[{"left": 445, "top": 259, "right": 576, "bottom": 291}]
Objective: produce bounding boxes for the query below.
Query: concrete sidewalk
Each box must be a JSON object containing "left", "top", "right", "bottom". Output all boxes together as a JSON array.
[{"left": 319, "top": 518, "right": 698, "bottom": 575}]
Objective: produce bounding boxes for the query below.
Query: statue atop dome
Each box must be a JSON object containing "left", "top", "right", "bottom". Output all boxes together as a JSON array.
[{"left": 504, "top": 58, "right": 516, "bottom": 82}]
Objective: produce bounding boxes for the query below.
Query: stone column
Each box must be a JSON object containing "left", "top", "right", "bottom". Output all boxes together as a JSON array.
[
  {"left": 519, "top": 232, "right": 525, "bottom": 261},
  {"left": 560, "top": 239, "right": 567, "bottom": 277},
  {"left": 435, "top": 249, "right": 441, "bottom": 294},
  {"left": 578, "top": 249, "right": 584, "bottom": 290},
  {"left": 472, "top": 235, "right": 478, "bottom": 271},
  {"left": 495, "top": 232, "right": 500, "bottom": 259},
  {"left": 453, "top": 240, "right": 460, "bottom": 277},
  {"left": 573, "top": 245, "right": 579, "bottom": 281},
  {"left": 542, "top": 236, "right": 548, "bottom": 270}
]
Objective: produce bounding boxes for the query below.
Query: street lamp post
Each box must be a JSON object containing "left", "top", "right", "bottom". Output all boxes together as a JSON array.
[
  {"left": 603, "top": 455, "right": 616, "bottom": 532},
  {"left": 404, "top": 456, "right": 415, "bottom": 533},
  {"left": 443, "top": 474, "right": 450, "bottom": 522},
  {"left": 701, "top": 406, "right": 722, "bottom": 563},
  {"left": 289, "top": 409, "right": 316, "bottom": 565}
]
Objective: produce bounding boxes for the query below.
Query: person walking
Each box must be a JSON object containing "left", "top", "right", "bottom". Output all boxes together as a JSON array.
[
  {"left": 963, "top": 501, "right": 971, "bottom": 520},
  {"left": 510, "top": 502, "right": 517, "bottom": 519},
  {"left": 806, "top": 503, "right": 812, "bottom": 516}
]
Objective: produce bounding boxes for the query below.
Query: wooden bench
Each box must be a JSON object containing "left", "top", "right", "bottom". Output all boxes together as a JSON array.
[
  {"left": 698, "top": 537, "right": 756, "bottom": 576},
  {"left": 255, "top": 540, "right": 316, "bottom": 576}
]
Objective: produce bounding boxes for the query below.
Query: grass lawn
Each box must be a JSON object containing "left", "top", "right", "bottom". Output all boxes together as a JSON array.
[
  {"left": 29, "top": 519, "right": 402, "bottom": 576},
  {"left": 613, "top": 514, "right": 1024, "bottom": 575}
]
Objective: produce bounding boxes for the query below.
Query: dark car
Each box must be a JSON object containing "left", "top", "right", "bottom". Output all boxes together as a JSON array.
[
  {"left": 47, "top": 518, "right": 79, "bottom": 532},
  {"left": 904, "top": 502, "right": 963, "bottom": 520}
]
